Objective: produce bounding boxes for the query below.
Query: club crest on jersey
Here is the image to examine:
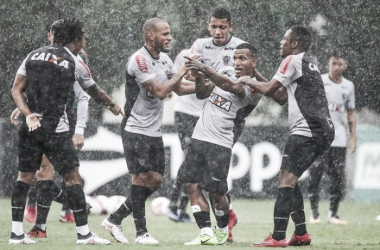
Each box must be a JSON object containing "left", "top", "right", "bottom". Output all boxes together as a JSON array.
[
  {"left": 223, "top": 55, "right": 231, "bottom": 65},
  {"left": 279, "top": 56, "right": 292, "bottom": 74},
  {"left": 30, "top": 52, "right": 69, "bottom": 69},
  {"left": 136, "top": 55, "right": 148, "bottom": 73},
  {"left": 209, "top": 92, "right": 232, "bottom": 111},
  {"left": 309, "top": 62, "right": 318, "bottom": 71},
  {"left": 146, "top": 90, "right": 154, "bottom": 98}
]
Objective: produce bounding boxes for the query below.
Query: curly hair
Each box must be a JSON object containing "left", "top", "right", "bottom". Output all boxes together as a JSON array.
[{"left": 53, "top": 18, "right": 85, "bottom": 46}]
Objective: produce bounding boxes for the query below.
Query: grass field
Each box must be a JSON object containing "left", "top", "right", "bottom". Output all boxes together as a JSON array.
[{"left": 0, "top": 198, "right": 379, "bottom": 249}]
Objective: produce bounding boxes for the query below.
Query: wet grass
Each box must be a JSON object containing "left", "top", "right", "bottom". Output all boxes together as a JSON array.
[{"left": 0, "top": 198, "right": 379, "bottom": 249}]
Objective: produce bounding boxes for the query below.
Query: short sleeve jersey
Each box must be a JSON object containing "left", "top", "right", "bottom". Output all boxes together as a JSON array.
[
  {"left": 322, "top": 74, "right": 355, "bottom": 147},
  {"left": 273, "top": 52, "right": 334, "bottom": 139},
  {"left": 16, "top": 45, "right": 94, "bottom": 135},
  {"left": 123, "top": 46, "right": 176, "bottom": 137},
  {"left": 192, "top": 67, "right": 261, "bottom": 148}
]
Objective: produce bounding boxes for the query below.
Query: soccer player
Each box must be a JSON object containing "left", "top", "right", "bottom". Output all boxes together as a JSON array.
[
  {"left": 239, "top": 26, "right": 334, "bottom": 247},
  {"left": 181, "top": 43, "right": 262, "bottom": 246},
  {"left": 188, "top": 7, "right": 246, "bottom": 242},
  {"left": 10, "top": 18, "right": 122, "bottom": 245},
  {"left": 167, "top": 28, "right": 211, "bottom": 224},
  {"left": 101, "top": 18, "right": 194, "bottom": 245},
  {"left": 9, "top": 19, "right": 91, "bottom": 237},
  {"left": 308, "top": 50, "right": 356, "bottom": 225}
]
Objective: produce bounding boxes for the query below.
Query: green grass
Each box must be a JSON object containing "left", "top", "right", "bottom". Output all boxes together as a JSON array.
[{"left": 1, "top": 198, "right": 380, "bottom": 249}]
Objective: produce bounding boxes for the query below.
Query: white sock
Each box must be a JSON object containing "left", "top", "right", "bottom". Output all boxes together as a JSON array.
[
  {"left": 201, "top": 227, "right": 214, "bottom": 237},
  {"left": 76, "top": 224, "right": 90, "bottom": 236},
  {"left": 217, "top": 225, "right": 229, "bottom": 234},
  {"left": 12, "top": 221, "right": 24, "bottom": 236},
  {"left": 229, "top": 204, "right": 233, "bottom": 210},
  {"left": 35, "top": 223, "right": 46, "bottom": 231}
]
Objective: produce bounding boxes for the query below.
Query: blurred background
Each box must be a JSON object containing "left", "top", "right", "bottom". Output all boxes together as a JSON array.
[{"left": 0, "top": 0, "right": 379, "bottom": 203}]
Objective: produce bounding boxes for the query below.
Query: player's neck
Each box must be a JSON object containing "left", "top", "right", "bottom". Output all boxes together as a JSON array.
[
  {"left": 144, "top": 44, "right": 160, "bottom": 59},
  {"left": 328, "top": 73, "right": 342, "bottom": 83},
  {"left": 65, "top": 42, "right": 80, "bottom": 56}
]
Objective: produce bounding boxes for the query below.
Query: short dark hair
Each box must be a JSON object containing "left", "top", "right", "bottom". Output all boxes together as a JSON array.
[
  {"left": 210, "top": 7, "right": 231, "bottom": 23},
  {"left": 142, "top": 18, "right": 167, "bottom": 36},
  {"left": 198, "top": 28, "right": 211, "bottom": 38},
  {"left": 235, "top": 43, "right": 258, "bottom": 58},
  {"left": 290, "top": 26, "right": 312, "bottom": 51},
  {"left": 54, "top": 18, "right": 85, "bottom": 46},
  {"left": 329, "top": 49, "right": 347, "bottom": 60},
  {"left": 50, "top": 19, "right": 63, "bottom": 34}
]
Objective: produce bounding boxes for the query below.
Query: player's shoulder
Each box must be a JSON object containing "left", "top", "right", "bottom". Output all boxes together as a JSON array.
[
  {"left": 230, "top": 36, "right": 246, "bottom": 45},
  {"left": 194, "top": 37, "right": 213, "bottom": 47},
  {"left": 341, "top": 76, "right": 354, "bottom": 88}
]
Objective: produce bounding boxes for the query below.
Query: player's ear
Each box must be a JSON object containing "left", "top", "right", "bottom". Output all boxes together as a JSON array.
[
  {"left": 147, "top": 31, "right": 154, "bottom": 41},
  {"left": 291, "top": 40, "right": 298, "bottom": 49},
  {"left": 251, "top": 57, "right": 257, "bottom": 68},
  {"left": 229, "top": 22, "right": 234, "bottom": 31}
]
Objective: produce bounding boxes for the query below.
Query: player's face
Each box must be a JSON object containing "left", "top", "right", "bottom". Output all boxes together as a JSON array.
[
  {"left": 208, "top": 17, "right": 233, "bottom": 46},
  {"left": 233, "top": 48, "right": 256, "bottom": 77},
  {"left": 154, "top": 22, "right": 172, "bottom": 53},
  {"left": 280, "top": 29, "right": 294, "bottom": 58},
  {"left": 328, "top": 57, "right": 347, "bottom": 77}
]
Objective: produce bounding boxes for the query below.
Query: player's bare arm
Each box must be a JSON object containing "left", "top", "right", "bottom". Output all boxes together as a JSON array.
[
  {"left": 239, "top": 77, "right": 283, "bottom": 98},
  {"left": 172, "top": 80, "right": 196, "bottom": 96},
  {"left": 142, "top": 64, "right": 188, "bottom": 100},
  {"left": 84, "top": 84, "right": 124, "bottom": 116},
  {"left": 347, "top": 108, "right": 357, "bottom": 152}
]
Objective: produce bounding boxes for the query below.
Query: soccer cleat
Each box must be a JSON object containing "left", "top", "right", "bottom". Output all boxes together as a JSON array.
[
  {"left": 24, "top": 206, "right": 37, "bottom": 223},
  {"left": 228, "top": 209, "right": 238, "bottom": 242},
  {"left": 184, "top": 233, "right": 218, "bottom": 246},
  {"left": 60, "top": 212, "right": 75, "bottom": 223},
  {"left": 252, "top": 234, "right": 287, "bottom": 247},
  {"left": 76, "top": 232, "right": 110, "bottom": 245},
  {"left": 135, "top": 233, "right": 159, "bottom": 245},
  {"left": 9, "top": 233, "right": 37, "bottom": 245},
  {"left": 215, "top": 229, "right": 228, "bottom": 245},
  {"left": 328, "top": 216, "right": 348, "bottom": 225},
  {"left": 26, "top": 226, "right": 47, "bottom": 238},
  {"left": 167, "top": 208, "right": 180, "bottom": 222},
  {"left": 178, "top": 212, "right": 192, "bottom": 223},
  {"left": 287, "top": 233, "right": 311, "bottom": 246},
  {"left": 101, "top": 218, "right": 129, "bottom": 243},
  {"left": 309, "top": 215, "right": 321, "bottom": 224}
]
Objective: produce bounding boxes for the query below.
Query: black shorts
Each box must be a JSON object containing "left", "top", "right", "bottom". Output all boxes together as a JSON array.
[
  {"left": 174, "top": 112, "right": 199, "bottom": 151},
  {"left": 18, "top": 126, "right": 79, "bottom": 175},
  {"left": 122, "top": 130, "right": 165, "bottom": 175},
  {"left": 178, "top": 139, "right": 231, "bottom": 195},
  {"left": 281, "top": 134, "right": 331, "bottom": 177}
]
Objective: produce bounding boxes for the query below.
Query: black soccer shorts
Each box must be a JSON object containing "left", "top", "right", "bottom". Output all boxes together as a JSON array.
[{"left": 174, "top": 111, "right": 199, "bottom": 151}]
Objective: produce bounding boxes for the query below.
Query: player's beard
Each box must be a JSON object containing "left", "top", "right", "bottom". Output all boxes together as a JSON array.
[{"left": 155, "top": 39, "right": 170, "bottom": 53}]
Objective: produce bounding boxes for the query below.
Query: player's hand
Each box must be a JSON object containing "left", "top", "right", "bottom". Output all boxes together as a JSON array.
[
  {"left": 184, "top": 56, "right": 207, "bottom": 73},
  {"left": 10, "top": 108, "right": 21, "bottom": 126},
  {"left": 238, "top": 75, "right": 251, "bottom": 84},
  {"left": 26, "top": 113, "right": 42, "bottom": 131},
  {"left": 72, "top": 134, "right": 85, "bottom": 150},
  {"left": 108, "top": 104, "right": 124, "bottom": 117}
]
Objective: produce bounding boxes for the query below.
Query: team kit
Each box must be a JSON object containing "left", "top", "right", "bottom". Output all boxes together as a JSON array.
[{"left": 9, "top": 7, "right": 355, "bottom": 248}]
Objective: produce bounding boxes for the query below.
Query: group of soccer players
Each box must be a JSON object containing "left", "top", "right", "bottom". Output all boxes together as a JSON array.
[{"left": 9, "top": 5, "right": 356, "bottom": 248}]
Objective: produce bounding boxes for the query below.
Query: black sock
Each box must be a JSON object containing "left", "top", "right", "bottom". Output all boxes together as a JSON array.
[
  {"left": 109, "top": 195, "right": 133, "bottom": 225},
  {"left": 330, "top": 196, "right": 340, "bottom": 217},
  {"left": 216, "top": 211, "right": 229, "bottom": 228},
  {"left": 193, "top": 211, "right": 211, "bottom": 229},
  {"left": 131, "top": 185, "right": 148, "bottom": 237},
  {"left": 53, "top": 181, "right": 68, "bottom": 205},
  {"left": 27, "top": 187, "right": 37, "bottom": 207},
  {"left": 11, "top": 181, "right": 30, "bottom": 222},
  {"left": 66, "top": 184, "right": 87, "bottom": 227},
  {"left": 273, "top": 187, "right": 294, "bottom": 241},
  {"left": 36, "top": 181, "right": 57, "bottom": 225},
  {"left": 291, "top": 184, "right": 307, "bottom": 236},
  {"left": 309, "top": 194, "right": 319, "bottom": 218},
  {"left": 178, "top": 191, "right": 189, "bottom": 215}
]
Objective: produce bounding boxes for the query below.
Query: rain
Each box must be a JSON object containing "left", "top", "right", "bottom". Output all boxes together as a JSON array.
[{"left": 0, "top": 0, "right": 380, "bottom": 248}]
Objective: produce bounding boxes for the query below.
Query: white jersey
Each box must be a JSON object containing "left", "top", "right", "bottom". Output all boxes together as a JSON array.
[
  {"left": 322, "top": 74, "right": 355, "bottom": 147},
  {"left": 192, "top": 67, "right": 261, "bottom": 148},
  {"left": 123, "top": 46, "right": 177, "bottom": 137},
  {"left": 173, "top": 49, "right": 206, "bottom": 117}
]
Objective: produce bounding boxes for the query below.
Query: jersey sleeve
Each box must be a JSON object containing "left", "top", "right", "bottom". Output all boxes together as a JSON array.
[
  {"left": 190, "top": 39, "right": 202, "bottom": 56},
  {"left": 16, "top": 58, "right": 28, "bottom": 76},
  {"left": 273, "top": 55, "right": 298, "bottom": 87},
  {"left": 127, "top": 54, "right": 156, "bottom": 84},
  {"left": 74, "top": 59, "right": 95, "bottom": 89},
  {"left": 346, "top": 81, "right": 356, "bottom": 109}
]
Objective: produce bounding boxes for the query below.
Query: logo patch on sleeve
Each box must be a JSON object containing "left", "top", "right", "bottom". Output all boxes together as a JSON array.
[
  {"left": 278, "top": 56, "right": 292, "bottom": 74},
  {"left": 136, "top": 55, "right": 148, "bottom": 73}
]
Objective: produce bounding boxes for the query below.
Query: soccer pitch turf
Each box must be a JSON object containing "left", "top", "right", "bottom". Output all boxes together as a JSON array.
[{"left": 0, "top": 199, "right": 379, "bottom": 249}]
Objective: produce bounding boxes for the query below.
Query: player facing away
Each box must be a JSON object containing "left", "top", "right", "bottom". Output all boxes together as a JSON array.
[
  {"left": 308, "top": 50, "right": 356, "bottom": 225},
  {"left": 10, "top": 18, "right": 123, "bottom": 245},
  {"left": 179, "top": 43, "right": 262, "bottom": 246},
  {"left": 101, "top": 18, "right": 195, "bottom": 245},
  {"left": 188, "top": 7, "right": 247, "bottom": 242},
  {"left": 239, "top": 26, "right": 334, "bottom": 247}
]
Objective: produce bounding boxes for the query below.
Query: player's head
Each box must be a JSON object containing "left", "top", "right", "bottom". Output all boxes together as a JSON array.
[
  {"left": 328, "top": 50, "right": 348, "bottom": 77},
  {"left": 143, "top": 18, "right": 172, "bottom": 53},
  {"left": 207, "top": 7, "right": 233, "bottom": 46},
  {"left": 48, "top": 19, "right": 64, "bottom": 45},
  {"left": 198, "top": 28, "right": 211, "bottom": 39},
  {"left": 233, "top": 43, "right": 258, "bottom": 78},
  {"left": 53, "top": 18, "right": 85, "bottom": 47},
  {"left": 280, "top": 26, "right": 311, "bottom": 57}
]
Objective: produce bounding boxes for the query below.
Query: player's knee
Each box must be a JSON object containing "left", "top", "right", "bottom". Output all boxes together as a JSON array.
[{"left": 17, "top": 171, "right": 36, "bottom": 185}]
